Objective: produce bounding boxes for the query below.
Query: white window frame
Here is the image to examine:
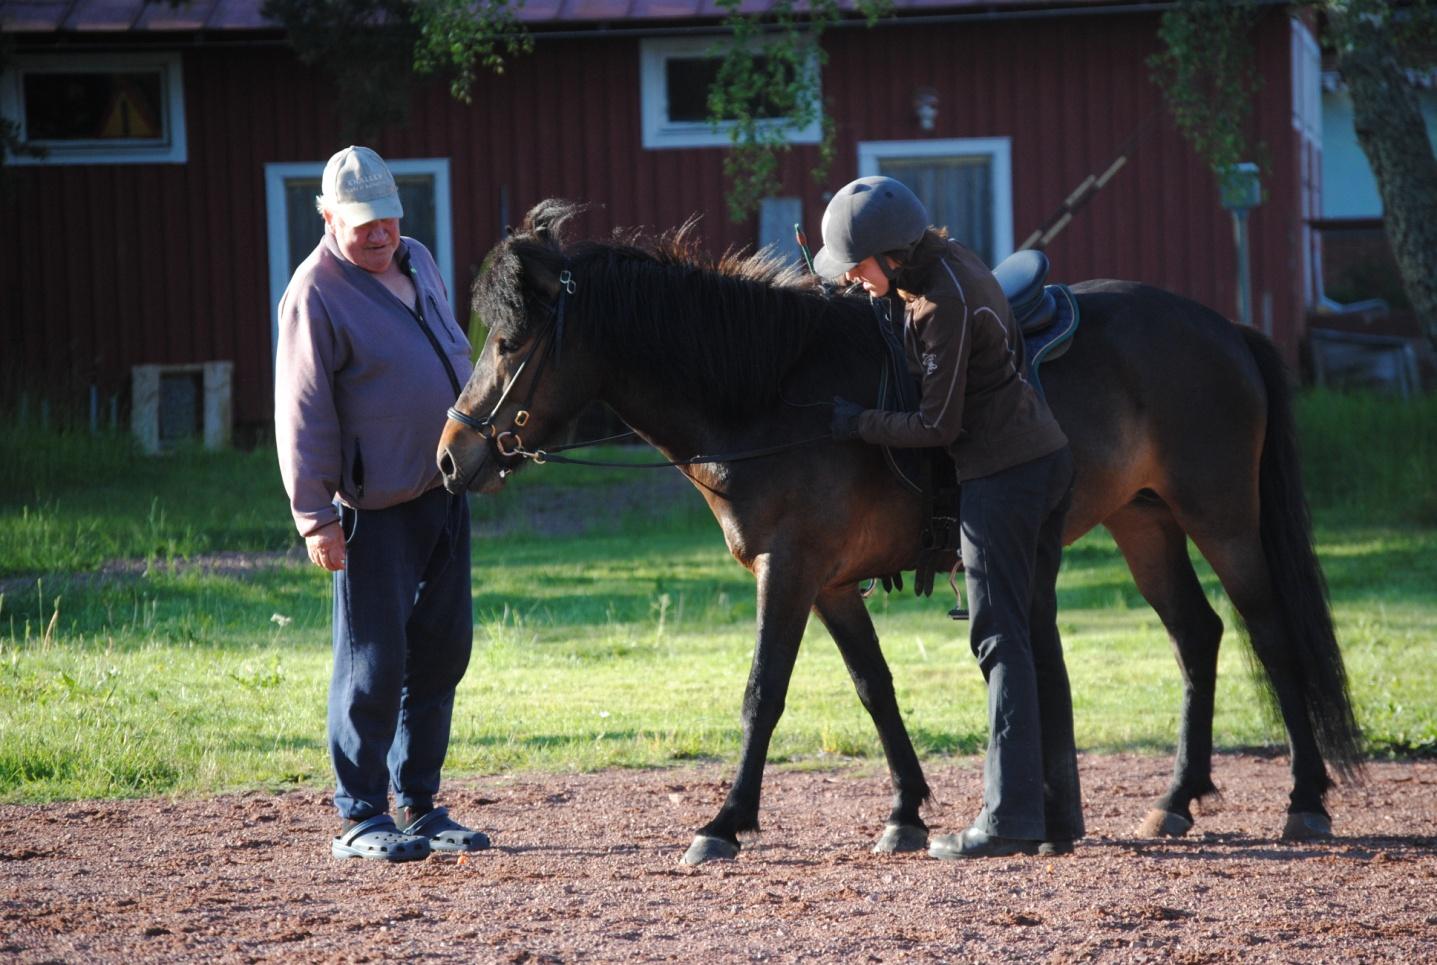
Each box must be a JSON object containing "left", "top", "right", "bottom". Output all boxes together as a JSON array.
[
  {"left": 857, "top": 138, "right": 1015, "bottom": 261},
  {"left": 1290, "top": 18, "right": 1322, "bottom": 142},
  {"left": 264, "top": 158, "right": 454, "bottom": 357},
  {"left": 1, "top": 52, "right": 188, "bottom": 165},
  {"left": 639, "top": 36, "right": 822, "bottom": 149}
]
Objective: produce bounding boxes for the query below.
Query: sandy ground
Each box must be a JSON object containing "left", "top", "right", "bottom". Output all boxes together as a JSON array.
[{"left": 2, "top": 752, "right": 1434, "bottom": 963}]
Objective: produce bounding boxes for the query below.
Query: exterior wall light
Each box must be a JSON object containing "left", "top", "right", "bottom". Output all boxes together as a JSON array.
[{"left": 914, "top": 87, "right": 939, "bottom": 131}]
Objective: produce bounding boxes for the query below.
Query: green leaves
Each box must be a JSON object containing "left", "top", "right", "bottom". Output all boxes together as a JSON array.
[
  {"left": 1148, "top": 0, "right": 1266, "bottom": 194},
  {"left": 710, "top": 0, "right": 891, "bottom": 221},
  {"left": 263, "top": 0, "right": 531, "bottom": 139},
  {"left": 412, "top": 0, "right": 532, "bottom": 103}
]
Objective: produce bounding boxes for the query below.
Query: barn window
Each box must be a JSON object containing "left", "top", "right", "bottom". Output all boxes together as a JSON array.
[
  {"left": 1, "top": 53, "right": 187, "bottom": 165},
  {"left": 639, "top": 37, "right": 821, "bottom": 149},
  {"left": 264, "top": 158, "right": 454, "bottom": 359},
  {"left": 858, "top": 139, "right": 1015, "bottom": 267}
]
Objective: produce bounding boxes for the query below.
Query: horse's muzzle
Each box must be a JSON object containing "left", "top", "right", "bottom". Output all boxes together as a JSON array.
[
  {"left": 438, "top": 446, "right": 466, "bottom": 494},
  {"left": 439, "top": 443, "right": 507, "bottom": 495}
]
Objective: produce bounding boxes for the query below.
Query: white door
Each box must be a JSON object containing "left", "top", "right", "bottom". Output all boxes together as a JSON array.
[{"left": 858, "top": 138, "right": 1013, "bottom": 266}]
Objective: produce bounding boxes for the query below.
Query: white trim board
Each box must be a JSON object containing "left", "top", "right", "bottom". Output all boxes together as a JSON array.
[
  {"left": 2, "top": 51, "right": 188, "bottom": 165},
  {"left": 857, "top": 138, "right": 1014, "bottom": 261},
  {"left": 639, "top": 36, "right": 822, "bottom": 149}
]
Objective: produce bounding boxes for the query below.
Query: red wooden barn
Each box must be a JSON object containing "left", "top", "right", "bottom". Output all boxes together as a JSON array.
[{"left": 2, "top": 0, "right": 1327, "bottom": 435}]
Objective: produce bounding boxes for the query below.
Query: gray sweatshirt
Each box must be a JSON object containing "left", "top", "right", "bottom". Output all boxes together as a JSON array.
[{"left": 275, "top": 234, "right": 474, "bottom": 536}]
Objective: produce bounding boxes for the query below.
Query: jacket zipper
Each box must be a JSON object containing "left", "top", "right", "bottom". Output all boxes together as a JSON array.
[{"left": 352, "top": 437, "right": 365, "bottom": 499}]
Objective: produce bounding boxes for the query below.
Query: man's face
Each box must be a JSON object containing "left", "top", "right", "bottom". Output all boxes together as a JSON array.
[
  {"left": 325, "top": 210, "right": 401, "bottom": 274},
  {"left": 844, "top": 255, "right": 891, "bottom": 298}
]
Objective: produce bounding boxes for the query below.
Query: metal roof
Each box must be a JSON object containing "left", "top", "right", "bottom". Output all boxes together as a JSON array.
[{"left": 2, "top": 0, "right": 1154, "bottom": 34}]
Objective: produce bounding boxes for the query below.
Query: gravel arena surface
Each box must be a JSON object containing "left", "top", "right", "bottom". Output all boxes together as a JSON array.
[{"left": 2, "top": 754, "right": 1435, "bottom": 962}]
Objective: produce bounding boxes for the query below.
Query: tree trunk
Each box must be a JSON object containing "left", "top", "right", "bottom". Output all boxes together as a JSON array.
[{"left": 1329, "top": 2, "right": 1437, "bottom": 350}]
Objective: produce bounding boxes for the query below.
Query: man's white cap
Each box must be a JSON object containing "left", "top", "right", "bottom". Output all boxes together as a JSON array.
[{"left": 317, "top": 145, "right": 403, "bottom": 223}]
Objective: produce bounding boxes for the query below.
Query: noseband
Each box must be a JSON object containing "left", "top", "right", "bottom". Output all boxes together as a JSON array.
[{"left": 446, "top": 266, "right": 575, "bottom": 461}]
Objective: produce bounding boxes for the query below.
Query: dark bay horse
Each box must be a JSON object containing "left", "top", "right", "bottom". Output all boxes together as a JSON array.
[{"left": 438, "top": 201, "right": 1361, "bottom": 864}]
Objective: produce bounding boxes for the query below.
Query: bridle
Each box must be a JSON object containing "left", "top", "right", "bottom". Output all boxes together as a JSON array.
[{"left": 445, "top": 266, "right": 576, "bottom": 462}]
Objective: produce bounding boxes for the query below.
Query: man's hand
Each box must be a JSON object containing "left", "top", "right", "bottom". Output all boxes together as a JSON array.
[
  {"left": 306, "top": 524, "right": 346, "bottom": 571},
  {"left": 831, "top": 397, "right": 865, "bottom": 441}
]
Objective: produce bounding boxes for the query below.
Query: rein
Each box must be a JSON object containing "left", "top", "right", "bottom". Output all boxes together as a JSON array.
[
  {"left": 445, "top": 263, "right": 833, "bottom": 471},
  {"left": 499, "top": 432, "right": 834, "bottom": 469}
]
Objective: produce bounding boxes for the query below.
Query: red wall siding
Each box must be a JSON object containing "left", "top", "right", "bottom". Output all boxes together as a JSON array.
[{"left": 3, "top": 8, "right": 1306, "bottom": 427}]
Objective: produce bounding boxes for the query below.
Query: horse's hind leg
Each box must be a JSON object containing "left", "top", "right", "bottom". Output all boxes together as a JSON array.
[
  {"left": 682, "top": 551, "right": 817, "bottom": 865},
  {"left": 813, "top": 586, "right": 931, "bottom": 853},
  {"left": 1106, "top": 504, "right": 1224, "bottom": 837},
  {"left": 1186, "top": 525, "right": 1334, "bottom": 838}
]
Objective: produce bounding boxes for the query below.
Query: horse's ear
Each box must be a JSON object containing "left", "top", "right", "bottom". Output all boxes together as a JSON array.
[
  {"left": 521, "top": 199, "right": 586, "bottom": 247},
  {"left": 516, "top": 244, "right": 565, "bottom": 302}
]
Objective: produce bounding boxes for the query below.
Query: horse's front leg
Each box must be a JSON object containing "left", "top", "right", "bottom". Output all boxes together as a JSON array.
[
  {"left": 813, "top": 585, "right": 931, "bottom": 853},
  {"left": 682, "top": 551, "right": 818, "bottom": 865}
]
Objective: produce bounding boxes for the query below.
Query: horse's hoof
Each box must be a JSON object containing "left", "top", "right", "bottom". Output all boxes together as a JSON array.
[
  {"left": 872, "top": 823, "right": 928, "bottom": 854},
  {"left": 1281, "top": 811, "right": 1333, "bottom": 841},
  {"left": 681, "top": 834, "right": 740, "bottom": 865},
  {"left": 1137, "top": 809, "right": 1193, "bottom": 838}
]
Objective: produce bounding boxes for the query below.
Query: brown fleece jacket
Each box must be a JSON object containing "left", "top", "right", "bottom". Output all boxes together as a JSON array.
[{"left": 856, "top": 239, "right": 1066, "bottom": 481}]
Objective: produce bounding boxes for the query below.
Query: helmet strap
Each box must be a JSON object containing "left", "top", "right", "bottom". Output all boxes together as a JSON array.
[
  {"left": 878, "top": 236, "right": 922, "bottom": 283},
  {"left": 876, "top": 253, "right": 901, "bottom": 282}
]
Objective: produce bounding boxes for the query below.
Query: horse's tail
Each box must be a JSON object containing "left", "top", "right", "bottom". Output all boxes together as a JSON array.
[{"left": 1241, "top": 327, "right": 1364, "bottom": 780}]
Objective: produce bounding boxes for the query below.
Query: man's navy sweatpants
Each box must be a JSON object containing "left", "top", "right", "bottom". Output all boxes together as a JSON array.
[{"left": 329, "top": 487, "right": 472, "bottom": 821}]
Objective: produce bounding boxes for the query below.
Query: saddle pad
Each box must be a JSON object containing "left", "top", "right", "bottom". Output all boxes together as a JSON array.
[{"left": 1025, "top": 284, "right": 1080, "bottom": 402}]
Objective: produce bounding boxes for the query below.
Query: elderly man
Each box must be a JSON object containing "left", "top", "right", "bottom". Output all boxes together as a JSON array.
[{"left": 275, "top": 145, "right": 487, "bottom": 861}]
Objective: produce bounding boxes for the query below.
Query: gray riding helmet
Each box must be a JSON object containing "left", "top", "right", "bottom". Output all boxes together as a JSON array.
[{"left": 812, "top": 176, "right": 929, "bottom": 281}]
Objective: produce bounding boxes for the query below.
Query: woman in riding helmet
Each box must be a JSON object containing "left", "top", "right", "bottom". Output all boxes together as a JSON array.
[{"left": 815, "top": 175, "right": 1084, "bottom": 859}]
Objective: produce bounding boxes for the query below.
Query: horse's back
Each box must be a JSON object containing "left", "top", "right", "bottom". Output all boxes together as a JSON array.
[
  {"left": 1045, "top": 279, "right": 1269, "bottom": 536},
  {"left": 1068, "top": 279, "right": 1254, "bottom": 353}
]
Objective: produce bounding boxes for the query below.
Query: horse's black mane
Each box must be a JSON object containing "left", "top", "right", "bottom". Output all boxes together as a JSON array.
[{"left": 472, "top": 200, "right": 880, "bottom": 420}]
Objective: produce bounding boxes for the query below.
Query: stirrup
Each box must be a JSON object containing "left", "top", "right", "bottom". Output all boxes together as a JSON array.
[{"left": 947, "top": 560, "right": 969, "bottom": 620}]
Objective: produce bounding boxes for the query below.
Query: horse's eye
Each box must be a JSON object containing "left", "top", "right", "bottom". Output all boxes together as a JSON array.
[{"left": 495, "top": 337, "right": 513, "bottom": 355}]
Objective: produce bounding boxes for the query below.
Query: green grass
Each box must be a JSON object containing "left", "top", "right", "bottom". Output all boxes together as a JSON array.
[
  {"left": 0, "top": 426, "right": 294, "bottom": 575},
  {"left": 1297, "top": 389, "right": 1437, "bottom": 525},
  {"left": 0, "top": 391, "right": 1434, "bottom": 802},
  {"left": 0, "top": 422, "right": 685, "bottom": 576}
]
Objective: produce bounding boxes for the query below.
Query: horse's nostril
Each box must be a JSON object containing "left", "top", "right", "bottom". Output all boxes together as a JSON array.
[{"left": 439, "top": 450, "right": 457, "bottom": 478}]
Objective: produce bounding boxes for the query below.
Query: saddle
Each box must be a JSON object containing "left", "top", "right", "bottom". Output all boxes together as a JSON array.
[
  {"left": 994, "top": 249, "right": 1080, "bottom": 402},
  {"left": 870, "top": 250, "right": 1080, "bottom": 612}
]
